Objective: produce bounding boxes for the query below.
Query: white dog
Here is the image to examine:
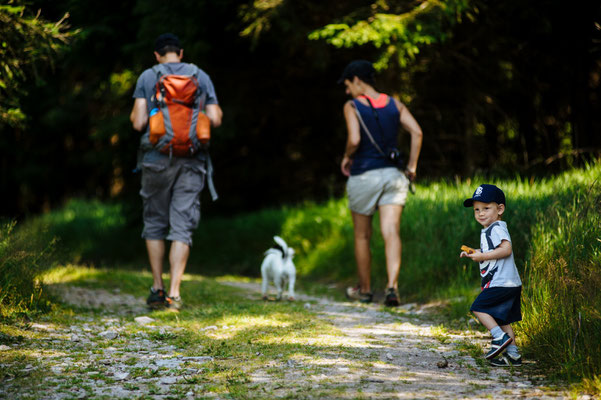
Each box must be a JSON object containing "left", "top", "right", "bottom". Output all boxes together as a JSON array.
[{"left": 261, "top": 236, "right": 296, "bottom": 301}]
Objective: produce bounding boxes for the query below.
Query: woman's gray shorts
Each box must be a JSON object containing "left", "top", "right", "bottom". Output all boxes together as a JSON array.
[
  {"left": 346, "top": 167, "right": 409, "bottom": 216},
  {"left": 140, "top": 157, "right": 206, "bottom": 246}
]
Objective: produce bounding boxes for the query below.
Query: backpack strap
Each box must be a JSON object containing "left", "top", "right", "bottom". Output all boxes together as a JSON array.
[
  {"left": 151, "top": 64, "right": 169, "bottom": 107},
  {"left": 187, "top": 63, "right": 207, "bottom": 110},
  {"left": 150, "top": 64, "right": 183, "bottom": 154},
  {"left": 196, "top": 151, "right": 218, "bottom": 201},
  {"left": 186, "top": 64, "right": 204, "bottom": 151}
]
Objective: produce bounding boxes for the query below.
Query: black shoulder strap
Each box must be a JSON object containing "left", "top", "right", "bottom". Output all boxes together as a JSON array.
[
  {"left": 351, "top": 100, "right": 386, "bottom": 157},
  {"left": 364, "top": 96, "right": 387, "bottom": 139}
]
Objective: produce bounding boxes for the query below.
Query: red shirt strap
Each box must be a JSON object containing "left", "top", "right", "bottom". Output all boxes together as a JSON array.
[{"left": 359, "top": 94, "right": 389, "bottom": 108}]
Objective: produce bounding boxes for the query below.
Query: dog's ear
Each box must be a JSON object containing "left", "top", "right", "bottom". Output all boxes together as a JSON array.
[{"left": 273, "top": 236, "right": 288, "bottom": 250}]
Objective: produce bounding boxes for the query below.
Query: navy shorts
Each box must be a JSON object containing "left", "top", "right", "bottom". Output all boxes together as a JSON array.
[{"left": 470, "top": 286, "right": 522, "bottom": 325}]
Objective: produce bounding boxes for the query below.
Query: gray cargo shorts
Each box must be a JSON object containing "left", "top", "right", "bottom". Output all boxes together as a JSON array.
[
  {"left": 140, "top": 157, "right": 206, "bottom": 246},
  {"left": 346, "top": 167, "right": 409, "bottom": 216}
]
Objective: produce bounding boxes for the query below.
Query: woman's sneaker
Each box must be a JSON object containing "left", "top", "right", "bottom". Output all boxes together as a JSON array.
[
  {"left": 490, "top": 352, "right": 522, "bottom": 367},
  {"left": 485, "top": 333, "right": 513, "bottom": 360},
  {"left": 384, "top": 288, "right": 400, "bottom": 307},
  {"left": 346, "top": 286, "right": 373, "bottom": 303},
  {"left": 165, "top": 296, "right": 182, "bottom": 312},
  {"left": 146, "top": 287, "right": 166, "bottom": 309}
]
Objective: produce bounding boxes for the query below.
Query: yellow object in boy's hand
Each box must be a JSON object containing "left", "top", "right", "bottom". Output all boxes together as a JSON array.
[{"left": 461, "top": 245, "right": 475, "bottom": 254}]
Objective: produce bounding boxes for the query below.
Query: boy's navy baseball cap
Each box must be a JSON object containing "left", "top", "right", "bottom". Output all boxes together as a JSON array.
[
  {"left": 154, "top": 33, "right": 181, "bottom": 52},
  {"left": 463, "top": 184, "right": 506, "bottom": 207},
  {"left": 337, "top": 60, "right": 376, "bottom": 84}
]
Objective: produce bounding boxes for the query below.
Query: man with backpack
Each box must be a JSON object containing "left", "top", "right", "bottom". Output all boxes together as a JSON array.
[{"left": 130, "top": 33, "right": 223, "bottom": 311}]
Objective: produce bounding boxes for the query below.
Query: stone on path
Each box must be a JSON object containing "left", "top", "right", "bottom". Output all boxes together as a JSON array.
[
  {"left": 181, "top": 356, "right": 213, "bottom": 363},
  {"left": 160, "top": 376, "right": 178, "bottom": 384},
  {"left": 114, "top": 372, "right": 130, "bottom": 381},
  {"left": 134, "top": 316, "right": 155, "bottom": 325},
  {"left": 201, "top": 325, "right": 218, "bottom": 331},
  {"left": 99, "top": 330, "right": 118, "bottom": 340},
  {"left": 31, "top": 323, "right": 51, "bottom": 330}
]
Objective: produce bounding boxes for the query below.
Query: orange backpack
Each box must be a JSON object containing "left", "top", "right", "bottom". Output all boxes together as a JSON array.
[{"left": 148, "top": 64, "right": 211, "bottom": 157}]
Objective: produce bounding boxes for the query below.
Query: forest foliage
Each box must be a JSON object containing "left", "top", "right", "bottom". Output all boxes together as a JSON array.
[{"left": 1, "top": 0, "right": 600, "bottom": 218}]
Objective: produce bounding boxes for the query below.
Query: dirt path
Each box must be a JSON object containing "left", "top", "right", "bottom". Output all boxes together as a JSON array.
[
  {"left": 223, "top": 281, "right": 566, "bottom": 399},
  {"left": 0, "top": 281, "right": 569, "bottom": 399}
]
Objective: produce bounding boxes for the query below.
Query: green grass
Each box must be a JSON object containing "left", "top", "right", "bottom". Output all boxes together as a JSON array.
[
  {"left": 3, "top": 159, "right": 601, "bottom": 390},
  {"left": 0, "top": 221, "right": 55, "bottom": 318},
  {"left": 519, "top": 178, "right": 601, "bottom": 381}
]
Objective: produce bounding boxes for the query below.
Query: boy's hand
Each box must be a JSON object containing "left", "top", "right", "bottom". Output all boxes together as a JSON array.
[
  {"left": 460, "top": 247, "right": 486, "bottom": 262},
  {"left": 460, "top": 245, "right": 476, "bottom": 259},
  {"left": 460, "top": 240, "right": 512, "bottom": 262},
  {"left": 464, "top": 250, "right": 486, "bottom": 262},
  {"left": 460, "top": 245, "right": 475, "bottom": 254}
]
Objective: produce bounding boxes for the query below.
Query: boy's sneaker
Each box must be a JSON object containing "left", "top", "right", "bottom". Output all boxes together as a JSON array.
[
  {"left": 485, "top": 333, "right": 513, "bottom": 360},
  {"left": 146, "top": 287, "right": 166, "bottom": 309},
  {"left": 346, "top": 286, "right": 373, "bottom": 303},
  {"left": 490, "top": 352, "right": 522, "bottom": 367},
  {"left": 384, "top": 288, "right": 400, "bottom": 307},
  {"left": 165, "top": 296, "right": 182, "bottom": 312}
]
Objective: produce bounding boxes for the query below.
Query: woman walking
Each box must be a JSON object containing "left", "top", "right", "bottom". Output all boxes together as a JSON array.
[{"left": 339, "top": 60, "right": 423, "bottom": 306}]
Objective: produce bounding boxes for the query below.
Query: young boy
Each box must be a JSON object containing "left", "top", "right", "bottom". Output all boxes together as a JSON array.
[{"left": 460, "top": 184, "right": 523, "bottom": 367}]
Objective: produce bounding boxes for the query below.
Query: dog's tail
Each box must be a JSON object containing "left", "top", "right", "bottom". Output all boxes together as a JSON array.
[
  {"left": 272, "top": 236, "right": 290, "bottom": 258},
  {"left": 273, "top": 235, "right": 288, "bottom": 251}
]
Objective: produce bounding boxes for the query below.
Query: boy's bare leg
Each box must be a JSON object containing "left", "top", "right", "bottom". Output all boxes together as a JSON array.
[
  {"left": 146, "top": 239, "right": 165, "bottom": 290},
  {"left": 168, "top": 240, "right": 190, "bottom": 298},
  {"left": 378, "top": 204, "right": 403, "bottom": 290},
  {"left": 473, "top": 311, "right": 499, "bottom": 330},
  {"left": 351, "top": 212, "right": 373, "bottom": 293}
]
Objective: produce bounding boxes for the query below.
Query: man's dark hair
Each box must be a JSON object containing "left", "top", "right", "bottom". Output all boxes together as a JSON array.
[
  {"left": 154, "top": 33, "right": 181, "bottom": 55},
  {"left": 156, "top": 45, "right": 181, "bottom": 56}
]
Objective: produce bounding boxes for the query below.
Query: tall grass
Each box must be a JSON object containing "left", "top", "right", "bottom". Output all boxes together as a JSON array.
[
  {"left": 520, "top": 179, "right": 601, "bottom": 380},
  {"left": 23, "top": 199, "right": 144, "bottom": 265},
  {"left": 0, "top": 221, "right": 55, "bottom": 318}
]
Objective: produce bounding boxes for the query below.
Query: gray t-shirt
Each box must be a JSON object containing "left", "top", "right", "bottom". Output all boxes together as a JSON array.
[
  {"left": 479, "top": 220, "right": 522, "bottom": 288},
  {"left": 132, "top": 62, "right": 218, "bottom": 162}
]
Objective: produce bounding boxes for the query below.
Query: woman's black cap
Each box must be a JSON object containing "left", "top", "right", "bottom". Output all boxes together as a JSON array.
[{"left": 337, "top": 60, "right": 376, "bottom": 84}]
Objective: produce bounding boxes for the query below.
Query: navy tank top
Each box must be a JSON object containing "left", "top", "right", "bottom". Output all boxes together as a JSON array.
[{"left": 350, "top": 94, "right": 401, "bottom": 176}]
